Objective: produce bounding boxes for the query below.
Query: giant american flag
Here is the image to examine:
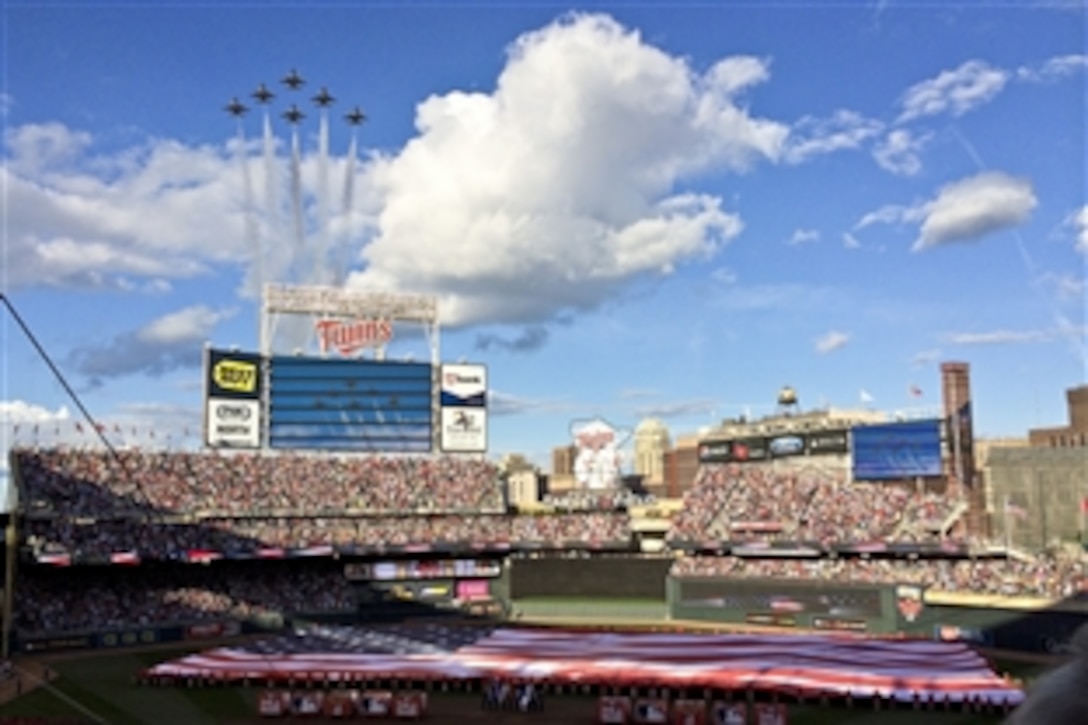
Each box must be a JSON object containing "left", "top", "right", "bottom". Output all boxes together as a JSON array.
[{"left": 148, "top": 626, "right": 1023, "bottom": 705}]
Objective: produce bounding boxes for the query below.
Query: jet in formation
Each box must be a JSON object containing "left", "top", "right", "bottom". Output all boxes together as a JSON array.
[
  {"left": 224, "top": 97, "right": 248, "bottom": 117},
  {"left": 281, "top": 69, "right": 305, "bottom": 91},
  {"left": 282, "top": 104, "right": 306, "bottom": 124},
  {"left": 312, "top": 87, "right": 335, "bottom": 108},
  {"left": 345, "top": 106, "right": 367, "bottom": 126},
  {"left": 251, "top": 83, "right": 275, "bottom": 105}
]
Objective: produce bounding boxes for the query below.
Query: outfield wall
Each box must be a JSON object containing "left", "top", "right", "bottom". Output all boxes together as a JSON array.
[
  {"left": 508, "top": 556, "right": 673, "bottom": 600},
  {"left": 667, "top": 576, "right": 902, "bottom": 634}
]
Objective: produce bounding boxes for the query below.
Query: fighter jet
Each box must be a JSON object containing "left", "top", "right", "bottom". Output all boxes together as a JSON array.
[
  {"left": 345, "top": 106, "right": 367, "bottom": 126},
  {"left": 312, "top": 86, "right": 335, "bottom": 108},
  {"left": 251, "top": 83, "right": 275, "bottom": 105},
  {"left": 224, "top": 97, "right": 248, "bottom": 117},
  {"left": 282, "top": 104, "right": 305, "bottom": 124},
  {"left": 281, "top": 68, "right": 305, "bottom": 91}
]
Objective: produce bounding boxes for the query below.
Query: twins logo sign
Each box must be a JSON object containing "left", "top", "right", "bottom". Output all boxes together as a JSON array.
[{"left": 571, "top": 418, "right": 630, "bottom": 490}]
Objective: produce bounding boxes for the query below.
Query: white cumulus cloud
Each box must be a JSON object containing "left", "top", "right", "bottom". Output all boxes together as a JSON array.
[
  {"left": 854, "top": 172, "right": 1036, "bottom": 251},
  {"left": 897, "top": 60, "right": 1009, "bottom": 123},
  {"left": 0, "top": 401, "right": 72, "bottom": 425},
  {"left": 912, "top": 172, "right": 1036, "bottom": 251},
  {"left": 346, "top": 13, "right": 785, "bottom": 326}
]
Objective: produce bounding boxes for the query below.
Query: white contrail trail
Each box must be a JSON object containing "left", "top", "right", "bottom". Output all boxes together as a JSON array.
[
  {"left": 235, "top": 118, "right": 262, "bottom": 299},
  {"left": 314, "top": 108, "right": 331, "bottom": 285},
  {"left": 337, "top": 130, "right": 358, "bottom": 287},
  {"left": 261, "top": 110, "right": 277, "bottom": 293},
  {"left": 289, "top": 126, "right": 307, "bottom": 281}
]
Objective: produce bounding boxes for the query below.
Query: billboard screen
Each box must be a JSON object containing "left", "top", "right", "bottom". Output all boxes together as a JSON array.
[
  {"left": 851, "top": 419, "right": 943, "bottom": 480},
  {"left": 807, "top": 429, "right": 850, "bottom": 455},
  {"left": 268, "top": 356, "right": 433, "bottom": 452},
  {"left": 698, "top": 431, "right": 846, "bottom": 463},
  {"left": 676, "top": 579, "right": 885, "bottom": 619},
  {"left": 439, "top": 363, "right": 488, "bottom": 453},
  {"left": 204, "top": 349, "right": 263, "bottom": 449}
]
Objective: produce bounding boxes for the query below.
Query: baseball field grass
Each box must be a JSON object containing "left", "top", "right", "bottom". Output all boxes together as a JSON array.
[{"left": 0, "top": 641, "right": 1032, "bottom": 725}]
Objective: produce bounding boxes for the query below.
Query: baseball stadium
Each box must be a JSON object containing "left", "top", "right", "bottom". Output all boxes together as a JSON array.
[{"left": 0, "top": 276, "right": 1085, "bottom": 725}]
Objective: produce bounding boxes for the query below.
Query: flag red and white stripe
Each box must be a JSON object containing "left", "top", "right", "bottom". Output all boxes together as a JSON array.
[{"left": 147, "top": 628, "right": 1023, "bottom": 705}]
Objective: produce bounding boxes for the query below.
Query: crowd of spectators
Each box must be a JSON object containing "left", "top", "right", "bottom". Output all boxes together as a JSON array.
[
  {"left": 667, "top": 464, "right": 967, "bottom": 545},
  {"left": 671, "top": 554, "right": 1088, "bottom": 600},
  {"left": 15, "top": 563, "right": 355, "bottom": 635},
  {"left": 22, "top": 513, "right": 634, "bottom": 561},
  {"left": 13, "top": 447, "right": 505, "bottom": 517}
]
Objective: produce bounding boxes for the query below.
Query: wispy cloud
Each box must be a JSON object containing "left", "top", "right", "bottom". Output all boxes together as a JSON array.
[
  {"left": 943, "top": 327, "right": 1085, "bottom": 345},
  {"left": 711, "top": 267, "right": 738, "bottom": 284},
  {"left": 67, "top": 305, "right": 235, "bottom": 387},
  {"left": 475, "top": 325, "right": 549, "bottom": 354},
  {"left": 872, "top": 129, "right": 931, "bottom": 176},
  {"left": 1037, "top": 272, "right": 1085, "bottom": 301},
  {"left": 783, "top": 110, "right": 884, "bottom": 164},
  {"left": 618, "top": 388, "right": 657, "bottom": 400},
  {"left": 634, "top": 399, "right": 717, "bottom": 420},
  {"left": 910, "top": 348, "right": 942, "bottom": 366},
  {"left": 842, "top": 233, "right": 862, "bottom": 250},
  {"left": 712, "top": 283, "right": 843, "bottom": 312},
  {"left": 489, "top": 390, "right": 569, "bottom": 417},
  {"left": 786, "top": 228, "right": 820, "bottom": 246},
  {"left": 815, "top": 330, "right": 850, "bottom": 354},
  {"left": 1017, "top": 54, "right": 1088, "bottom": 82},
  {"left": 1068, "top": 205, "right": 1088, "bottom": 254},
  {"left": 897, "top": 60, "right": 1009, "bottom": 123}
]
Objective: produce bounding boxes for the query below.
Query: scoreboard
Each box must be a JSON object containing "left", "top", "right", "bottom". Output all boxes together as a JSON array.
[{"left": 267, "top": 356, "right": 434, "bottom": 452}]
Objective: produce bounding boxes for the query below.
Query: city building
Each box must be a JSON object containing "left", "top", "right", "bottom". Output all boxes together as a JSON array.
[
  {"left": 1028, "top": 385, "right": 1088, "bottom": 448},
  {"left": 633, "top": 418, "right": 670, "bottom": 488},
  {"left": 506, "top": 468, "right": 543, "bottom": 508},
  {"left": 549, "top": 444, "right": 577, "bottom": 493}
]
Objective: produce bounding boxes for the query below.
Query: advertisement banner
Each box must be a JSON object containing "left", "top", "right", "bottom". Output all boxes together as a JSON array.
[
  {"left": 456, "top": 579, "right": 491, "bottom": 600},
  {"left": 852, "top": 419, "right": 943, "bottom": 480},
  {"left": 678, "top": 580, "right": 885, "bottom": 619},
  {"left": 697, "top": 440, "right": 732, "bottom": 463},
  {"left": 206, "top": 349, "right": 262, "bottom": 399},
  {"left": 806, "top": 429, "right": 849, "bottom": 455},
  {"left": 205, "top": 349, "right": 264, "bottom": 450},
  {"left": 729, "top": 437, "right": 770, "bottom": 462},
  {"left": 768, "top": 434, "right": 806, "bottom": 458},
  {"left": 440, "top": 406, "right": 488, "bottom": 453},
  {"left": 205, "top": 398, "right": 261, "bottom": 448},
  {"left": 439, "top": 363, "right": 487, "bottom": 407}
]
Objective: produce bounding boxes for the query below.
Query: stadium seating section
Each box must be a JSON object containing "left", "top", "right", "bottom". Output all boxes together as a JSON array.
[{"left": 7, "top": 450, "right": 1087, "bottom": 639}]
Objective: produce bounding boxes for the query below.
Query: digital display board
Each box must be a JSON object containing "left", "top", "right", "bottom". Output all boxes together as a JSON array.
[
  {"left": 268, "top": 356, "right": 433, "bottom": 452},
  {"left": 851, "top": 419, "right": 943, "bottom": 480},
  {"left": 677, "top": 579, "right": 885, "bottom": 619}
]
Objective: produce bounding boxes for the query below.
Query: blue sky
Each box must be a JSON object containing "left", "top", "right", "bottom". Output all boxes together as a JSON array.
[{"left": 2, "top": 0, "right": 1086, "bottom": 469}]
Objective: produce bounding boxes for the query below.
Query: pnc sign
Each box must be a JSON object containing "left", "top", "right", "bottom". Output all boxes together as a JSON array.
[
  {"left": 315, "top": 318, "right": 394, "bottom": 356},
  {"left": 212, "top": 359, "right": 258, "bottom": 394}
]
